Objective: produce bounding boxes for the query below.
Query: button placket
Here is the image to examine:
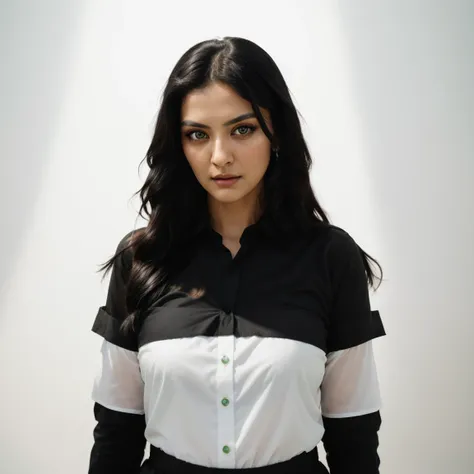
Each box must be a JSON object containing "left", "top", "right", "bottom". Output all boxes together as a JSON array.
[{"left": 216, "top": 334, "right": 235, "bottom": 468}]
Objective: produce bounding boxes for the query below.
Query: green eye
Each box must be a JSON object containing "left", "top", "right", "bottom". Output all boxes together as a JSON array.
[
  {"left": 234, "top": 125, "right": 256, "bottom": 135},
  {"left": 189, "top": 131, "right": 207, "bottom": 140}
]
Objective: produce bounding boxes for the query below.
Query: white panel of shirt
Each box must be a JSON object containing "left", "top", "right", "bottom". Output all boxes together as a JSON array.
[{"left": 92, "top": 337, "right": 381, "bottom": 468}]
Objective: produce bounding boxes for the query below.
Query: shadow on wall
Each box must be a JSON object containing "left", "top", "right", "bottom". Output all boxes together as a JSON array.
[
  {"left": 0, "top": 0, "right": 86, "bottom": 295},
  {"left": 336, "top": 2, "right": 474, "bottom": 473}
]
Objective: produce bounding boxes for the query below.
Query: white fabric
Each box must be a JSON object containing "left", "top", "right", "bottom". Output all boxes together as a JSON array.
[
  {"left": 92, "top": 340, "right": 145, "bottom": 415},
  {"left": 321, "top": 340, "right": 381, "bottom": 418},
  {"left": 92, "top": 337, "right": 381, "bottom": 468}
]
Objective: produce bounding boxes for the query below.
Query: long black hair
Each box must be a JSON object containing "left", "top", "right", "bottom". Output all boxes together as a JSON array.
[{"left": 100, "top": 36, "right": 382, "bottom": 331}]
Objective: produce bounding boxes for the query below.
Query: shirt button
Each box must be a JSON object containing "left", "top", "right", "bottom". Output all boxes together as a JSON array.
[
  {"left": 222, "top": 445, "right": 231, "bottom": 454},
  {"left": 221, "top": 355, "right": 230, "bottom": 365},
  {"left": 221, "top": 397, "right": 230, "bottom": 407}
]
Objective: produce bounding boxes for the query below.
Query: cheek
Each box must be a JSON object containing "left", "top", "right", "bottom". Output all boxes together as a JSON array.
[
  {"left": 183, "top": 147, "right": 206, "bottom": 177},
  {"left": 241, "top": 143, "right": 271, "bottom": 176}
]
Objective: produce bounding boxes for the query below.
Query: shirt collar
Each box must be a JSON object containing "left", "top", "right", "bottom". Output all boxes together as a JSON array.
[{"left": 194, "top": 210, "right": 295, "bottom": 250}]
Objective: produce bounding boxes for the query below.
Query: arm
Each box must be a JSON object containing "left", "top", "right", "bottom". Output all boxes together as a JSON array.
[
  {"left": 89, "top": 402, "right": 146, "bottom": 474},
  {"left": 322, "top": 230, "right": 385, "bottom": 473},
  {"left": 321, "top": 342, "right": 382, "bottom": 473},
  {"left": 322, "top": 412, "right": 381, "bottom": 473},
  {"left": 88, "top": 232, "right": 147, "bottom": 474}
]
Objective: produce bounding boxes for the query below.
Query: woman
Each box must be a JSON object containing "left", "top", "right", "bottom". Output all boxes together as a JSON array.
[{"left": 89, "top": 37, "right": 385, "bottom": 474}]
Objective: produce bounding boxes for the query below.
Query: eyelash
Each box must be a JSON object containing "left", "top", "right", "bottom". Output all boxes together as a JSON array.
[{"left": 185, "top": 124, "right": 258, "bottom": 141}]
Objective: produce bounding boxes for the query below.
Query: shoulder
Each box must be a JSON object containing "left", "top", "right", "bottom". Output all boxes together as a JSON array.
[
  {"left": 115, "top": 227, "right": 145, "bottom": 253},
  {"left": 324, "top": 225, "right": 361, "bottom": 262},
  {"left": 112, "top": 227, "right": 146, "bottom": 278},
  {"left": 305, "top": 223, "right": 364, "bottom": 284},
  {"left": 307, "top": 223, "right": 361, "bottom": 262}
]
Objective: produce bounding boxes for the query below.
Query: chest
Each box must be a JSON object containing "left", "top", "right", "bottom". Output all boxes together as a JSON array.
[
  {"left": 138, "top": 335, "right": 327, "bottom": 403},
  {"left": 138, "top": 239, "right": 334, "bottom": 353}
]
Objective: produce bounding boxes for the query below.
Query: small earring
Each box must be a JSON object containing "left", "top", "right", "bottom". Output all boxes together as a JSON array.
[{"left": 273, "top": 148, "right": 279, "bottom": 161}]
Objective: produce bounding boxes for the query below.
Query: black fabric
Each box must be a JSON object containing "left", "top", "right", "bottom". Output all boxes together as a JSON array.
[
  {"left": 322, "top": 411, "right": 382, "bottom": 473},
  {"left": 92, "top": 231, "right": 137, "bottom": 351},
  {"left": 324, "top": 232, "right": 386, "bottom": 352},
  {"left": 88, "top": 403, "right": 146, "bottom": 474},
  {"left": 92, "top": 224, "right": 385, "bottom": 354},
  {"left": 130, "top": 224, "right": 384, "bottom": 353},
  {"left": 92, "top": 306, "right": 137, "bottom": 351},
  {"left": 145, "top": 445, "right": 329, "bottom": 474}
]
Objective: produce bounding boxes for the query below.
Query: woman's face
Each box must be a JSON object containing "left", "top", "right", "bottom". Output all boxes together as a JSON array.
[{"left": 181, "top": 82, "right": 273, "bottom": 207}]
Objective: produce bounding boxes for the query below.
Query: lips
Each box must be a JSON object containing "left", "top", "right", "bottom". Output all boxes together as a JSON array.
[
  {"left": 212, "top": 175, "right": 240, "bottom": 180},
  {"left": 212, "top": 175, "right": 241, "bottom": 187}
]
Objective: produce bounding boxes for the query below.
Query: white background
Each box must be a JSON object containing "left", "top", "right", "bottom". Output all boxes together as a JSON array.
[{"left": 1, "top": 1, "right": 473, "bottom": 472}]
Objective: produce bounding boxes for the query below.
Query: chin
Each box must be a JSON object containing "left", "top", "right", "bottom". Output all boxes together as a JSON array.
[{"left": 208, "top": 189, "right": 246, "bottom": 204}]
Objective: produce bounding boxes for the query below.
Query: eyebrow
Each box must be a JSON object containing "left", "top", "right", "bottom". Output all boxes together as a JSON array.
[{"left": 181, "top": 112, "right": 256, "bottom": 129}]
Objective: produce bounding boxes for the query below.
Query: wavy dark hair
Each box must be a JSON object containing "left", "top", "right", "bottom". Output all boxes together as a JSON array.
[{"left": 100, "top": 36, "right": 382, "bottom": 331}]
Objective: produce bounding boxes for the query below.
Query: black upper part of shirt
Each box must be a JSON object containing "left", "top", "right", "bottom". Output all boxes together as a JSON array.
[{"left": 93, "top": 220, "right": 384, "bottom": 354}]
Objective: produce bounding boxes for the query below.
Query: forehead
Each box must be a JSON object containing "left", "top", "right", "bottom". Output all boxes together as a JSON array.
[{"left": 181, "top": 82, "right": 251, "bottom": 121}]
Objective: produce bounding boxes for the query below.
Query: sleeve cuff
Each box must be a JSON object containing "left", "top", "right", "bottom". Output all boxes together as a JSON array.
[
  {"left": 327, "top": 310, "right": 386, "bottom": 352},
  {"left": 92, "top": 306, "right": 138, "bottom": 352}
]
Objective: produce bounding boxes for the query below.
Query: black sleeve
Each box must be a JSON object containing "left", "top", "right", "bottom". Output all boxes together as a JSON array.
[
  {"left": 89, "top": 403, "right": 146, "bottom": 474},
  {"left": 91, "top": 231, "right": 139, "bottom": 352},
  {"left": 322, "top": 412, "right": 381, "bottom": 474},
  {"left": 88, "top": 231, "right": 147, "bottom": 474},
  {"left": 325, "top": 229, "right": 385, "bottom": 354},
  {"left": 322, "top": 229, "right": 385, "bottom": 474}
]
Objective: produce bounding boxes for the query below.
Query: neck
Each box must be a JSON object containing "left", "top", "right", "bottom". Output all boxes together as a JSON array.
[{"left": 209, "top": 192, "right": 262, "bottom": 243}]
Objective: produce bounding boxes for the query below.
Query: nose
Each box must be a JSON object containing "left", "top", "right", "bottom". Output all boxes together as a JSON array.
[{"left": 210, "top": 138, "right": 233, "bottom": 168}]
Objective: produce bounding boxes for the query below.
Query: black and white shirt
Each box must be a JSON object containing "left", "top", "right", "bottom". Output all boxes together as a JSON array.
[{"left": 89, "top": 220, "right": 385, "bottom": 473}]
